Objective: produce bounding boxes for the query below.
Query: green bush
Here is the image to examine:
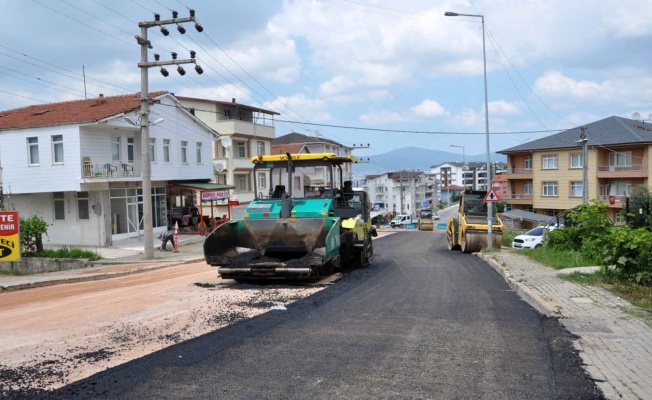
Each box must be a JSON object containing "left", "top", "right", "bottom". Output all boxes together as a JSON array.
[
  {"left": 594, "top": 227, "right": 652, "bottom": 285},
  {"left": 31, "top": 248, "right": 101, "bottom": 261},
  {"left": 547, "top": 200, "right": 611, "bottom": 255}
]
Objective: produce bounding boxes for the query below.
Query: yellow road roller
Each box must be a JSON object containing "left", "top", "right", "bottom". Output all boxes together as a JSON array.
[{"left": 446, "top": 190, "right": 503, "bottom": 253}]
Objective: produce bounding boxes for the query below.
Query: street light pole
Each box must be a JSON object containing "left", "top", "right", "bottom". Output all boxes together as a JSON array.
[
  {"left": 445, "top": 10, "right": 493, "bottom": 249},
  {"left": 450, "top": 144, "right": 465, "bottom": 164}
]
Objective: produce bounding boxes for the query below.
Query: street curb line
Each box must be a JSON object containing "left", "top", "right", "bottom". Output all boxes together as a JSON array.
[
  {"left": 0, "top": 257, "right": 205, "bottom": 292},
  {"left": 477, "top": 253, "right": 562, "bottom": 318}
]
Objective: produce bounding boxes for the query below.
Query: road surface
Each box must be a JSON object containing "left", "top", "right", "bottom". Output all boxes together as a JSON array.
[{"left": 37, "top": 231, "right": 602, "bottom": 399}]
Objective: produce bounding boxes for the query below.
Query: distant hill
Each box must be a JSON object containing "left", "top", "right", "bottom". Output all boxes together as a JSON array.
[{"left": 352, "top": 146, "right": 506, "bottom": 177}]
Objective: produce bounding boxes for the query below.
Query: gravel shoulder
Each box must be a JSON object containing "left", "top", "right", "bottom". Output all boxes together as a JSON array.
[{"left": 0, "top": 261, "right": 326, "bottom": 396}]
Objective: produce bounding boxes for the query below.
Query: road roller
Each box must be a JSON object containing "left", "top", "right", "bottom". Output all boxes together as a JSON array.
[
  {"left": 446, "top": 190, "right": 503, "bottom": 253},
  {"left": 417, "top": 209, "right": 434, "bottom": 231}
]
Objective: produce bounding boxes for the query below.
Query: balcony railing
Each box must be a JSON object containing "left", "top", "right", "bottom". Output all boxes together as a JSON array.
[
  {"left": 597, "top": 164, "right": 646, "bottom": 172},
  {"left": 503, "top": 193, "right": 533, "bottom": 200},
  {"left": 598, "top": 195, "right": 627, "bottom": 203},
  {"left": 505, "top": 167, "right": 533, "bottom": 174},
  {"left": 82, "top": 160, "right": 140, "bottom": 179}
]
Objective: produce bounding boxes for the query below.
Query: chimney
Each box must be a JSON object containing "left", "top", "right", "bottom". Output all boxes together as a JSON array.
[
  {"left": 232, "top": 98, "right": 236, "bottom": 103},
  {"left": 96, "top": 93, "right": 106, "bottom": 106}
]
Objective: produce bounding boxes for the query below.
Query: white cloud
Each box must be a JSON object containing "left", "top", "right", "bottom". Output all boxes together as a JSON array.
[
  {"left": 411, "top": 100, "right": 447, "bottom": 118},
  {"left": 452, "top": 109, "right": 483, "bottom": 127},
  {"left": 488, "top": 101, "right": 521, "bottom": 115},
  {"left": 359, "top": 111, "right": 404, "bottom": 125},
  {"left": 263, "top": 94, "right": 331, "bottom": 122},
  {"left": 176, "top": 84, "right": 251, "bottom": 104}
]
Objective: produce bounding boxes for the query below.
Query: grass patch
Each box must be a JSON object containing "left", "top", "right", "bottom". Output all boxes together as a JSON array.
[
  {"left": 561, "top": 271, "right": 652, "bottom": 312},
  {"left": 519, "top": 247, "right": 595, "bottom": 270},
  {"left": 28, "top": 248, "right": 101, "bottom": 261},
  {"left": 0, "top": 270, "right": 23, "bottom": 276},
  {"left": 502, "top": 229, "right": 520, "bottom": 247}
]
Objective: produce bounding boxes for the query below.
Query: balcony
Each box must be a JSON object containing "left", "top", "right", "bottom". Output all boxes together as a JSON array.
[
  {"left": 596, "top": 164, "right": 648, "bottom": 178},
  {"left": 81, "top": 160, "right": 140, "bottom": 180},
  {"left": 598, "top": 195, "right": 626, "bottom": 208},
  {"left": 504, "top": 167, "right": 533, "bottom": 179},
  {"left": 503, "top": 193, "right": 533, "bottom": 205}
]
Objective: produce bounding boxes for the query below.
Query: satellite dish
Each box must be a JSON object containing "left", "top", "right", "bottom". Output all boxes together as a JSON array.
[
  {"left": 220, "top": 137, "right": 232, "bottom": 148},
  {"left": 215, "top": 163, "right": 224, "bottom": 173},
  {"left": 632, "top": 112, "right": 641, "bottom": 120}
]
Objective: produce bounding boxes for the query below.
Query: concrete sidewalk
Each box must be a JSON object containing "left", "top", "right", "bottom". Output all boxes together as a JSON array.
[{"left": 479, "top": 251, "right": 652, "bottom": 400}]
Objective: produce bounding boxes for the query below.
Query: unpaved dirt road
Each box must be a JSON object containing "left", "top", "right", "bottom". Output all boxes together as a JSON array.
[{"left": 0, "top": 261, "right": 326, "bottom": 396}]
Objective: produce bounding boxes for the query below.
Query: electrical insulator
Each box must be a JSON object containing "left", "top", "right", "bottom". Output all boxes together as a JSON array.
[
  {"left": 190, "top": 50, "right": 196, "bottom": 59},
  {"left": 171, "top": 52, "right": 177, "bottom": 60},
  {"left": 160, "top": 67, "right": 169, "bottom": 77},
  {"left": 195, "top": 65, "right": 204, "bottom": 75},
  {"left": 195, "top": 23, "right": 203, "bottom": 32},
  {"left": 154, "top": 54, "right": 160, "bottom": 61},
  {"left": 177, "top": 24, "right": 186, "bottom": 34},
  {"left": 160, "top": 26, "right": 169, "bottom": 36},
  {"left": 172, "top": 10, "right": 178, "bottom": 19},
  {"left": 177, "top": 66, "right": 186, "bottom": 76}
]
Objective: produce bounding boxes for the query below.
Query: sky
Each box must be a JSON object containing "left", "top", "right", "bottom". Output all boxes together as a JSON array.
[{"left": 1, "top": 0, "right": 651, "bottom": 165}]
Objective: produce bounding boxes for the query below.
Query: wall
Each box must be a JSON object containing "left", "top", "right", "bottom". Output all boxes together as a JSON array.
[{"left": 534, "top": 148, "right": 596, "bottom": 211}]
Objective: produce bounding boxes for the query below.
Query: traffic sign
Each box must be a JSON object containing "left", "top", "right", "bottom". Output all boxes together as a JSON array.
[{"left": 484, "top": 187, "right": 500, "bottom": 202}]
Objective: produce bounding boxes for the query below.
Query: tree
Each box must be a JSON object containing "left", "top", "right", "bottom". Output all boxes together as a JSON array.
[{"left": 20, "top": 215, "right": 50, "bottom": 255}]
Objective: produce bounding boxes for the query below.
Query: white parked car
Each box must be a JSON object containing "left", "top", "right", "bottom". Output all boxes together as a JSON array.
[{"left": 512, "top": 226, "right": 556, "bottom": 249}]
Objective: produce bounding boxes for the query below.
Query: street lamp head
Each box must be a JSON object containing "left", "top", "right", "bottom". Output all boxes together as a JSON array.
[{"left": 444, "top": 11, "right": 459, "bottom": 16}]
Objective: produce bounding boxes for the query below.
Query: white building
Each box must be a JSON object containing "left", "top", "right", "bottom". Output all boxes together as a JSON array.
[
  {"left": 177, "top": 97, "right": 279, "bottom": 220},
  {"left": 363, "top": 170, "right": 436, "bottom": 217},
  {"left": 431, "top": 161, "right": 507, "bottom": 193},
  {"left": 272, "top": 132, "right": 355, "bottom": 189},
  {"left": 0, "top": 92, "right": 224, "bottom": 247}
]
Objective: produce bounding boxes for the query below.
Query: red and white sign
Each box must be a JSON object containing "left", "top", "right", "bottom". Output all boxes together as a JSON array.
[
  {"left": 483, "top": 187, "right": 501, "bottom": 202},
  {"left": 0, "top": 211, "right": 20, "bottom": 261},
  {"left": 201, "top": 190, "right": 229, "bottom": 202}
]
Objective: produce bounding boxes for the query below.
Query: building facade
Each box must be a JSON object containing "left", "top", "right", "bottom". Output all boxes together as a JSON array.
[
  {"left": 362, "top": 170, "right": 436, "bottom": 217},
  {"left": 0, "top": 92, "right": 221, "bottom": 247},
  {"left": 499, "top": 116, "right": 652, "bottom": 223},
  {"left": 177, "top": 97, "right": 279, "bottom": 220}
]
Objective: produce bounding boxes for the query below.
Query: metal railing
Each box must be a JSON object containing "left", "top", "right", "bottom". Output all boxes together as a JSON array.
[
  {"left": 81, "top": 160, "right": 140, "bottom": 179},
  {"left": 505, "top": 167, "right": 533, "bottom": 174},
  {"left": 503, "top": 193, "right": 533, "bottom": 200},
  {"left": 597, "top": 164, "right": 646, "bottom": 172}
]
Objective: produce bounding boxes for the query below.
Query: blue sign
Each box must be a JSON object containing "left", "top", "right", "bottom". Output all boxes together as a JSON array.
[
  {"left": 422, "top": 201, "right": 430, "bottom": 208},
  {"left": 437, "top": 223, "right": 447, "bottom": 230}
]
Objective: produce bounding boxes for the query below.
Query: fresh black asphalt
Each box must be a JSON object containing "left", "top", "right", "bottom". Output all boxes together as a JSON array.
[{"left": 32, "top": 231, "right": 603, "bottom": 400}]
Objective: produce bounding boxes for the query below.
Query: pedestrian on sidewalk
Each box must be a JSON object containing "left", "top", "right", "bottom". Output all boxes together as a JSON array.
[{"left": 157, "top": 232, "right": 174, "bottom": 251}]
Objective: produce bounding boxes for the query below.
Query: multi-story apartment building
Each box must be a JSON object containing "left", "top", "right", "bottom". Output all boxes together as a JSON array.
[
  {"left": 498, "top": 115, "right": 652, "bottom": 223},
  {"left": 177, "top": 97, "right": 279, "bottom": 220},
  {"left": 362, "top": 170, "right": 436, "bottom": 217},
  {"left": 271, "top": 132, "right": 354, "bottom": 190}
]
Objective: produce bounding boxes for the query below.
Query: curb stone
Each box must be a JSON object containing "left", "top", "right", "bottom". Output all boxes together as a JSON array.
[{"left": 476, "top": 253, "right": 562, "bottom": 317}]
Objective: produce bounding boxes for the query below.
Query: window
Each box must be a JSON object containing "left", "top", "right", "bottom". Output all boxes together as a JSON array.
[
  {"left": 127, "top": 138, "right": 135, "bottom": 163},
  {"left": 257, "top": 141, "right": 265, "bottom": 156},
  {"left": 524, "top": 157, "right": 532, "bottom": 170},
  {"left": 609, "top": 181, "right": 631, "bottom": 196},
  {"left": 112, "top": 137, "right": 121, "bottom": 161},
  {"left": 294, "top": 176, "right": 301, "bottom": 190},
  {"left": 542, "top": 155, "right": 557, "bottom": 169},
  {"left": 163, "top": 139, "right": 170, "bottom": 163},
  {"left": 224, "top": 109, "right": 232, "bottom": 120},
  {"left": 570, "top": 153, "right": 583, "bottom": 168},
  {"left": 609, "top": 151, "right": 632, "bottom": 167},
  {"left": 570, "top": 182, "right": 583, "bottom": 197},
  {"left": 181, "top": 141, "right": 188, "bottom": 164},
  {"left": 236, "top": 141, "right": 247, "bottom": 158},
  {"left": 53, "top": 192, "right": 65, "bottom": 220},
  {"left": 52, "top": 134, "right": 64, "bottom": 163},
  {"left": 196, "top": 142, "right": 202, "bottom": 164},
  {"left": 149, "top": 138, "right": 156, "bottom": 162},
  {"left": 77, "top": 192, "right": 89, "bottom": 220},
  {"left": 524, "top": 182, "right": 533, "bottom": 195},
  {"left": 235, "top": 174, "right": 248, "bottom": 191},
  {"left": 27, "top": 137, "right": 39, "bottom": 165},
  {"left": 542, "top": 181, "right": 558, "bottom": 196},
  {"left": 257, "top": 172, "right": 266, "bottom": 189}
]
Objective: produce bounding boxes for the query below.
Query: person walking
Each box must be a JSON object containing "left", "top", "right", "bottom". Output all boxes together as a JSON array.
[{"left": 157, "top": 232, "right": 174, "bottom": 251}]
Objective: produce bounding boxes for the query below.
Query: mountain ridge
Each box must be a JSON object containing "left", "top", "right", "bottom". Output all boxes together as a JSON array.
[{"left": 352, "top": 146, "right": 506, "bottom": 177}]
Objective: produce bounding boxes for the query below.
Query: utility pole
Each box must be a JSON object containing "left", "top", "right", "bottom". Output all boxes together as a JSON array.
[
  {"left": 400, "top": 170, "right": 404, "bottom": 214},
  {"left": 578, "top": 126, "right": 589, "bottom": 204},
  {"left": 136, "top": 10, "right": 203, "bottom": 259}
]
